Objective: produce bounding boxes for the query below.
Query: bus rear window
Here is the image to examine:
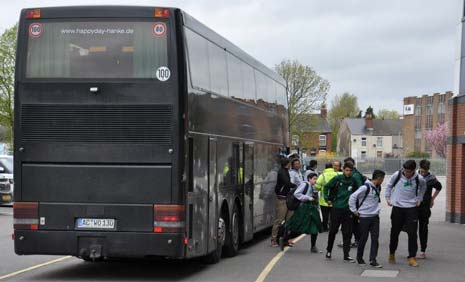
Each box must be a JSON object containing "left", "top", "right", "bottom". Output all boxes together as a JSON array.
[{"left": 26, "top": 21, "right": 169, "bottom": 79}]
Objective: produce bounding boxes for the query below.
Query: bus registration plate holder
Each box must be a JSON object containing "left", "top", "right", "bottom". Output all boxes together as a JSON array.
[{"left": 76, "top": 218, "right": 116, "bottom": 230}]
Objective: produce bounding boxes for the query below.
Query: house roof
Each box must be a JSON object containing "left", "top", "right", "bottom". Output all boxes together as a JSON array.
[
  {"left": 301, "top": 114, "right": 331, "bottom": 133},
  {"left": 344, "top": 118, "right": 402, "bottom": 136}
]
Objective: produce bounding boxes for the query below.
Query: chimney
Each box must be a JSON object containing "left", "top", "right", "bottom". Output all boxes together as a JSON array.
[
  {"left": 320, "top": 104, "right": 327, "bottom": 119},
  {"left": 364, "top": 106, "right": 374, "bottom": 130}
]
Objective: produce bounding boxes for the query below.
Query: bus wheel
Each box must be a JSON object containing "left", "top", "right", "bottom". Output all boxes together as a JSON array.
[
  {"left": 223, "top": 204, "right": 240, "bottom": 257},
  {"left": 202, "top": 215, "right": 226, "bottom": 264}
]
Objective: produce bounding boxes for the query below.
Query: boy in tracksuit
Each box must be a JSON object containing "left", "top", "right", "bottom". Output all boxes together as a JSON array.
[
  {"left": 324, "top": 161, "right": 362, "bottom": 262},
  {"left": 349, "top": 170, "right": 385, "bottom": 268},
  {"left": 385, "top": 160, "right": 426, "bottom": 267}
]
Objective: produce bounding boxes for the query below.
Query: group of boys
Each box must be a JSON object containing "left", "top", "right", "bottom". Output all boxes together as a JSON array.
[{"left": 285, "top": 156, "right": 441, "bottom": 268}]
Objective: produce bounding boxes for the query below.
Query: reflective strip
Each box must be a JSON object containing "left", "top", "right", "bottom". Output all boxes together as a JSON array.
[
  {"left": 153, "top": 221, "right": 184, "bottom": 228},
  {"left": 14, "top": 218, "right": 39, "bottom": 225}
]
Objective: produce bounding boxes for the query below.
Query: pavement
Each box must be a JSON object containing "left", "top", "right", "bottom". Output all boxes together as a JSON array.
[{"left": 264, "top": 176, "right": 465, "bottom": 282}]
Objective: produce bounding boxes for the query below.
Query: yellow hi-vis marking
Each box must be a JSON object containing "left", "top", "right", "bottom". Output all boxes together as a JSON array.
[{"left": 0, "top": 256, "right": 71, "bottom": 281}]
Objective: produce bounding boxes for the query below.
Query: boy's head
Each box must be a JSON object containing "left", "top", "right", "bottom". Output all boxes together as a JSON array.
[{"left": 371, "top": 169, "right": 386, "bottom": 186}]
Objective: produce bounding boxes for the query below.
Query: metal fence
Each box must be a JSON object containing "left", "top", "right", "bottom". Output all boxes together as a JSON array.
[{"left": 302, "top": 157, "right": 447, "bottom": 176}]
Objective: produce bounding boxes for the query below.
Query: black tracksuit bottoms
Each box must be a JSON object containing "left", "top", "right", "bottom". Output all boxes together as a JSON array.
[
  {"left": 389, "top": 206, "right": 418, "bottom": 258},
  {"left": 326, "top": 208, "right": 353, "bottom": 256},
  {"left": 357, "top": 215, "right": 379, "bottom": 262},
  {"left": 417, "top": 203, "right": 432, "bottom": 252}
]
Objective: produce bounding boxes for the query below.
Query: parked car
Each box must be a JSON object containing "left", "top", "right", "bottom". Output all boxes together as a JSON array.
[{"left": 0, "top": 155, "right": 13, "bottom": 204}]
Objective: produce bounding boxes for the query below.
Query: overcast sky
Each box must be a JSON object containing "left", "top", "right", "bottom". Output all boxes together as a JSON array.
[{"left": 1, "top": 0, "right": 462, "bottom": 113}]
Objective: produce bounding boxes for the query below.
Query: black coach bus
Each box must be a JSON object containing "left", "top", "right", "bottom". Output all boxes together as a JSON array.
[{"left": 13, "top": 6, "right": 289, "bottom": 263}]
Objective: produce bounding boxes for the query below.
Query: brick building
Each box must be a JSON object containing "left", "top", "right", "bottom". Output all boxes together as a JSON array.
[
  {"left": 448, "top": 1, "right": 465, "bottom": 224},
  {"left": 300, "top": 106, "right": 332, "bottom": 156},
  {"left": 402, "top": 92, "right": 453, "bottom": 158}
]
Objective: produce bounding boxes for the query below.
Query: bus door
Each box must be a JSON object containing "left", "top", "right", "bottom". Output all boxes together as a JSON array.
[
  {"left": 242, "top": 143, "right": 254, "bottom": 241},
  {"left": 207, "top": 137, "right": 218, "bottom": 253}
]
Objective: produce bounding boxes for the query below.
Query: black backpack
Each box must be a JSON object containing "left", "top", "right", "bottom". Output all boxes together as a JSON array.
[
  {"left": 286, "top": 183, "right": 310, "bottom": 211},
  {"left": 391, "top": 170, "right": 419, "bottom": 196}
]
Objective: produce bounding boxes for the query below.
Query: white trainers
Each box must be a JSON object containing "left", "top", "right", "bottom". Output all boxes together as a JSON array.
[{"left": 418, "top": 252, "right": 426, "bottom": 259}]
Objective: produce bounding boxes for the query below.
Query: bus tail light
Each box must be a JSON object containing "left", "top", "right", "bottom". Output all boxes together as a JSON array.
[
  {"left": 13, "top": 202, "right": 39, "bottom": 230},
  {"left": 154, "top": 8, "right": 170, "bottom": 18},
  {"left": 26, "top": 9, "right": 41, "bottom": 19},
  {"left": 153, "top": 205, "right": 185, "bottom": 233}
]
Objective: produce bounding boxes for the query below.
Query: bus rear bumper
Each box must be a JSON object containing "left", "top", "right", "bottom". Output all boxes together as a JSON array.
[{"left": 14, "top": 230, "right": 186, "bottom": 259}]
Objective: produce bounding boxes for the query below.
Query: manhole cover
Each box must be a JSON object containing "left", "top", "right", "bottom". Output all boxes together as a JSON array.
[{"left": 361, "top": 270, "right": 399, "bottom": 278}]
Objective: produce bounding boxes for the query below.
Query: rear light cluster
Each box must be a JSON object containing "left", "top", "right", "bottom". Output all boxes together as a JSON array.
[
  {"left": 153, "top": 205, "right": 184, "bottom": 233},
  {"left": 14, "top": 202, "right": 39, "bottom": 230},
  {"left": 26, "top": 9, "right": 41, "bottom": 19}
]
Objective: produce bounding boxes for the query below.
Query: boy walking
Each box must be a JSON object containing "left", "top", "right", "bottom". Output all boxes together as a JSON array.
[
  {"left": 324, "top": 161, "right": 362, "bottom": 262},
  {"left": 349, "top": 170, "right": 385, "bottom": 268},
  {"left": 385, "top": 160, "right": 426, "bottom": 267}
]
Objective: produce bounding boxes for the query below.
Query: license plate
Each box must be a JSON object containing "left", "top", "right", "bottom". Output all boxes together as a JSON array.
[
  {"left": 76, "top": 218, "right": 115, "bottom": 230},
  {"left": 1, "top": 195, "right": 11, "bottom": 201}
]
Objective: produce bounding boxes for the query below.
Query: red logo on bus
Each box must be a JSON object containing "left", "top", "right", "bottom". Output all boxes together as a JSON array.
[
  {"left": 152, "top": 22, "right": 167, "bottom": 37},
  {"left": 29, "top": 23, "right": 43, "bottom": 38}
]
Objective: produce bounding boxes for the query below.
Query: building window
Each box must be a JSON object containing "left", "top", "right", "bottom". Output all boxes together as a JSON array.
[
  {"left": 361, "top": 137, "right": 367, "bottom": 147},
  {"left": 426, "top": 115, "right": 433, "bottom": 130},
  {"left": 377, "top": 151, "right": 383, "bottom": 158},
  {"left": 415, "top": 116, "right": 422, "bottom": 129},
  {"left": 415, "top": 129, "right": 422, "bottom": 139},
  {"left": 415, "top": 98, "right": 422, "bottom": 116},
  {"left": 376, "top": 137, "right": 383, "bottom": 147},
  {"left": 319, "top": 135, "right": 326, "bottom": 147},
  {"left": 361, "top": 151, "right": 367, "bottom": 160}
]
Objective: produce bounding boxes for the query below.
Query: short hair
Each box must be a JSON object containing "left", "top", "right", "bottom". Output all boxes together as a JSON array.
[
  {"left": 372, "top": 169, "right": 386, "bottom": 180},
  {"left": 419, "top": 159, "right": 430, "bottom": 170},
  {"left": 344, "top": 157, "right": 355, "bottom": 166},
  {"left": 343, "top": 161, "right": 354, "bottom": 170},
  {"left": 307, "top": 172, "right": 318, "bottom": 180},
  {"left": 403, "top": 159, "right": 417, "bottom": 170},
  {"left": 291, "top": 158, "right": 300, "bottom": 167},
  {"left": 281, "top": 158, "right": 290, "bottom": 167},
  {"left": 309, "top": 160, "right": 318, "bottom": 168},
  {"left": 325, "top": 162, "right": 333, "bottom": 169}
]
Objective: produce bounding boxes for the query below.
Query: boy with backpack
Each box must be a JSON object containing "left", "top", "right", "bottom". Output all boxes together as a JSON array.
[
  {"left": 417, "top": 159, "right": 442, "bottom": 259},
  {"left": 324, "top": 161, "right": 362, "bottom": 262},
  {"left": 385, "top": 160, "right": 426, "bottom": 267},
  {"left": 349, "top": 170, "right": 385, "bottom": 268}
]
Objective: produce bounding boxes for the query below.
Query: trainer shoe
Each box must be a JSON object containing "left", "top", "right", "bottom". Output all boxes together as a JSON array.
[
  {"left": 388, "top": 254, "right": 396, "bottom": 264},
  {"left": 357, "top": 258, "right": 366, "bottom": 266},
  {"left": 408, "top": 257, "right": 419, "bottom": 267},
  {"left": 325, "top": 252, "right": 332, "bottom": 259},
  {"left": 418, "top": 252, "right": 426, "bottom": 259},
  {"left": 271, "top": 240, "right": 279, "bottom": 247},
  {"left": 310, "top": 246, "right": 320, "bottom": 253},
  {"left": 370, "top": 260, "right": 383, "bottom": 268},
  {"left": 344, "top": 256, "right": 356, "bottom": 263}
]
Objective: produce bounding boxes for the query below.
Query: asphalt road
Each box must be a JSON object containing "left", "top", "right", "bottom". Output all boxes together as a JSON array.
[{"left": 0, "top": 176, "right": 463, "bottom": 282}]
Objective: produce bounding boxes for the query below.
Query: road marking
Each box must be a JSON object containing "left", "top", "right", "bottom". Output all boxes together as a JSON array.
[
  {"left": 0, "top": 212, "right": 13, "bottom": 216},
  {"left": 0, "top": 256, "right": 71, "bottom": 281},
  {"left": 255, "top": 234, "right": 306, "bottom": 282}
]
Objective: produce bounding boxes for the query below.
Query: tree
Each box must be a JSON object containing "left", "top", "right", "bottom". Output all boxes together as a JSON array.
[
  {"left": 275, "top": 60, "right": 330, "bottom": 140},
  {"left": 424, "top": 122, "right": 448, "bottom": 159},
  {"left": 328, "top": 92, "right": 360, "bottom": 151},
  {"left": 0, "top": 24, "right": 17, "bottom": 147},
  {"left": 377, "top": 109, "right": 400, "bottom": 119}
]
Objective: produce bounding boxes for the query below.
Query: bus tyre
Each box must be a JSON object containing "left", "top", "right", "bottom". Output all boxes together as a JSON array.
[
  {"left": 203, "top": 216, "right": 226, "bottom": 264},
  {"left": 223, "top": 204, "right": 240, "bottom": 257}
]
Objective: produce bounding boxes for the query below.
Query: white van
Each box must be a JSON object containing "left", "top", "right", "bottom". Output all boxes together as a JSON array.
[{"left": 0, "top": 155, "right": 13, "bottom": 204}]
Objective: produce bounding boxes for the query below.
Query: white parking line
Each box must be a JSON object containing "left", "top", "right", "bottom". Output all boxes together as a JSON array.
[
  {"left": 255, "top": 234, "right": 306, "bottom": 282},
  {"left": 0, "top": 212, "right": 13, "bottom": 216},
  {"left": 0, "top": 256, "right": 71, "bottom": 281}
]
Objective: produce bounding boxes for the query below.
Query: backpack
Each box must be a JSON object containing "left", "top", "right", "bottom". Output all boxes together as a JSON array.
[
  {"left": 328, "top": 177, "right": 358, "bottom": 202},
  {"left": 391, "top": 170, "right": 419, "bottom": 196},
  {"left": 286, "top": 183, "right": 310, "bottom": 211},
  {"left": 355, "top": 184, "right": 381, "bottom": 210}
]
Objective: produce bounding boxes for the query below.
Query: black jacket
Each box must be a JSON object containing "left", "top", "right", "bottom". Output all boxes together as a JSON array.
[{"left": 275, "top": 167, "right": 296, "bottom": 197}]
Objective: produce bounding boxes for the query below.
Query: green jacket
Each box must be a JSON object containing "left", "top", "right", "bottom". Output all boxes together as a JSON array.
[
  {"left": 323, "top": 174, "right": 362, "bottom": 209},
  {"left": 315, "top": 168, "right": 341, "bottom": 207},
  {"left": 352, "top": 168, "right": 365, "bottom": 185}
]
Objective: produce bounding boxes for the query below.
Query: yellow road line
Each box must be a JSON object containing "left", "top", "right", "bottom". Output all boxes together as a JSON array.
[
  {"left": 0, "top": 256, "right": 71, "bottom": 281},
  {"left": 255, "top": 234, "right": 306, "bottom": 282}
]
